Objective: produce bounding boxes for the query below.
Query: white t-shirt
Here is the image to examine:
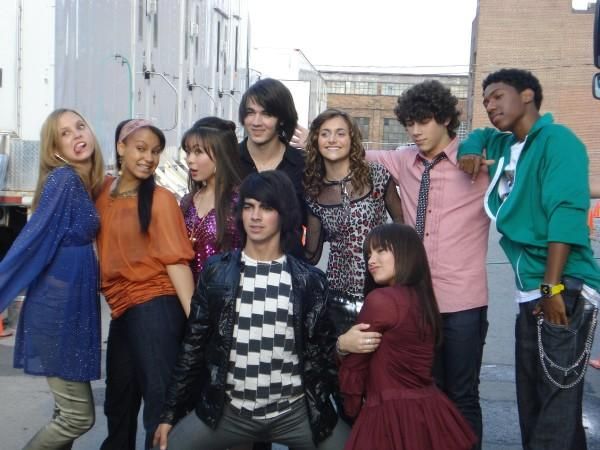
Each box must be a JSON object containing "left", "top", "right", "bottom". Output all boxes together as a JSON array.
[{"left": 498, "top": 138, "right": 526, "bottom": 200}]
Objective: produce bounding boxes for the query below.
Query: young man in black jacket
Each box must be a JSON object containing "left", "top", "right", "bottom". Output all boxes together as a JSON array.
[
  {"left": 238, "top": 78, "right": 307, "bottom": 261},
  {"left": 153, "top": 171, "right": 349, "bottom": 450}
]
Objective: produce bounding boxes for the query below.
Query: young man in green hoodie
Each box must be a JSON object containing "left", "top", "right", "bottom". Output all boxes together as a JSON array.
[{"left": 458, "top": 68, "right": 600, "bottom": 450}]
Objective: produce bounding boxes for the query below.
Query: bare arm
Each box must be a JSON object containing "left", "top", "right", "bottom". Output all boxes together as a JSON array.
[
  {"left": 384, "top": 178, "right": 404, "bottom": 223},
  {"left": 166, "top": 264, "right": 195, "bottom": 317},
  {"left": 337, "top": 323, "right": 382, "bottom": 355}
]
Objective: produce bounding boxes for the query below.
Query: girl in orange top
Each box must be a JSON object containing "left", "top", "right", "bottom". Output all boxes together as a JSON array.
[{"left": 96, "top": 119, "right": 194, "bottom": 450}]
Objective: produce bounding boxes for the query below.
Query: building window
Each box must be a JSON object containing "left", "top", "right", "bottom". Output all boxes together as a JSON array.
[
  {"left": 354, "top": 117, "right": 370, "bottom": 141},
  {"left": 456, "top": 121, "right": 469, "bottom": 141},
  {"left": 383, "top": 118, "right": 410, "bottom": 145},
  {"left": 346, "top": 81, "right": 377, "bottom": 95},
  {"left": 381, "top": 83, "right": 409, "bottom": 96},
  {"left": 327, "top": 81, "right": 346, "bottom": 94},
  {"left": 449, "top": 84, "right": 468, "bottom": 99}
]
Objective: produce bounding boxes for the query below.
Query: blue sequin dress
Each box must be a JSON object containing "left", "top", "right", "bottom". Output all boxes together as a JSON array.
[{"left": 0, "top": 166, "right": 101, "bottom": 381}]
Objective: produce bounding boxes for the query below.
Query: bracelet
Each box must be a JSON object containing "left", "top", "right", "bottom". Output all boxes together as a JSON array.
[{"left": 336, "top": 337, "right": 349, "bottom": 357}]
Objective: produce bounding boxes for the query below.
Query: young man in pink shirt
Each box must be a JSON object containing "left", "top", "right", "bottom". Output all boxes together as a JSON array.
[{"left": 365, "top": 80, "right": 490, "bottom": 449}]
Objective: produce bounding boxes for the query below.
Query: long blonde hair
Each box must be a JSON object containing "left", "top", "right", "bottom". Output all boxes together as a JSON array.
[{"left": 32, "top": 108, "right": 105, "bottom": 210}]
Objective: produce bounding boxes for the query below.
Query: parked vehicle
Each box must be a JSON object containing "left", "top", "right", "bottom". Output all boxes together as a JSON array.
[{"left": 0, "top": 0, "right": 250, "bottom": 247}]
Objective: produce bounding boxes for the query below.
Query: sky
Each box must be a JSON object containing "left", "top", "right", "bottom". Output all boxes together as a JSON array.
[
  {"left": 248, "top": 0, "right": 478, "bottom": 75},
  {"left": 248, "top": 0, "right": 593, "bottom": 75}
]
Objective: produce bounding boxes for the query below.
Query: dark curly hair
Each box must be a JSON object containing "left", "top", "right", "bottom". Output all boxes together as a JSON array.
[
  {"left": 393, "top": 80, "right": 461, "bottom": 139},
  {"left": 304, "top": 108, "right": 370, "bottom": 199},
  {"left": 482, "top": 68, "right": 543, "bottom": 110}
]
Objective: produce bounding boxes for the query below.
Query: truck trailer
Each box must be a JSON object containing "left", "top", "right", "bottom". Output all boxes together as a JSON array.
[{"left": 0, "top": 0, "right": 251, "bottom": 256}]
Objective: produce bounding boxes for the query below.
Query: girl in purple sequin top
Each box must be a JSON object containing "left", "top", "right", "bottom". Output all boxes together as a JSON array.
[{"left": 180, "top": 117, "right": 245, "bottom": 280}]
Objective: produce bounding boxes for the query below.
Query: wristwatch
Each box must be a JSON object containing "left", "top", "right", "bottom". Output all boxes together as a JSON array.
[{"left": 539, "top": 283, "right": 565, "bottom": 298}]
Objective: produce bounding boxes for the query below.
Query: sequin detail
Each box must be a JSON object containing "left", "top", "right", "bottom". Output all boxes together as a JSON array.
[{"left": 183, "top": 194, "right": 241, "bottom": 281}]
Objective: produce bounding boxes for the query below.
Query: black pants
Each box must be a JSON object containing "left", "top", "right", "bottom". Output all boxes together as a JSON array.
[
  {"left": 433, "top": 306, "right": 488, "bottom": 450},
  {"left": 515, "top": 296, "right": 595, "bottom": 450},
  {"left": 101, "top": 295, "right": 186, "bottom": 450}
]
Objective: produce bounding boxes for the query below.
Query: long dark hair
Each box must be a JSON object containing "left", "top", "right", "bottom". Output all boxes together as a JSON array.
[
  {"left": 114, "top": 119, "right": 165, "bottom": 233},
  {"left": 364, "top": 223, "right": 442, "bottom": 346},
  {"left": 181, "top": 117, "right": 244, "bottom": 250},
  {"left": 235, "top": 171, "right": 301, "bottom": 254}
]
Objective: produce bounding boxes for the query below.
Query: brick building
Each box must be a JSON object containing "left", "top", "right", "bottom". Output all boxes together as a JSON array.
[
  {"left": 321, "top": 71, "right": 469, "bottom": 149},
  {"left": 468, "top": 0, "right": 600, "bottom": 177}
]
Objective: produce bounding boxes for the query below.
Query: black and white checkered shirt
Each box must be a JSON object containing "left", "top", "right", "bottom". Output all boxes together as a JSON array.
[{"left": 226, "top": 252, "right": 304, "bottom": 419}]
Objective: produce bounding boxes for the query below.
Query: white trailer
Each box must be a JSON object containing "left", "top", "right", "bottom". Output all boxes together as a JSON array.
[{"left": 0, "top": 0, "right": 250, "bottom": 254}]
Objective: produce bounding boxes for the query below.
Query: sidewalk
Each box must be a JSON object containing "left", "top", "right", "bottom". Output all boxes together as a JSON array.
[{"left": 1, "top": 230, "right": 599, "bottom": 449}]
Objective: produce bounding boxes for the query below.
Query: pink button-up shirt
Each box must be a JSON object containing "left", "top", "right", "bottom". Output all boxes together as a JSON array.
[{"left": 367, "top": 138, "right": 490, "bottom": 313}]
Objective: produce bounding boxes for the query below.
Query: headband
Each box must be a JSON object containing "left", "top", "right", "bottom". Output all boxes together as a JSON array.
[{"left": 118, "top": 119, "right": 154, "bottom": 143}]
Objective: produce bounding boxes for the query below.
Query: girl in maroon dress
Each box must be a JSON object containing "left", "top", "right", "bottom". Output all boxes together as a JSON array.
[{"left": 339, "top": 223, "right": 477, "bottom": 450}]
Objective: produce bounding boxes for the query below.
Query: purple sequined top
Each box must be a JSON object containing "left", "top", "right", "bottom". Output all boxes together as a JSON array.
[{"left": 181, "top": 193, "right": 240, "bottom": 280}]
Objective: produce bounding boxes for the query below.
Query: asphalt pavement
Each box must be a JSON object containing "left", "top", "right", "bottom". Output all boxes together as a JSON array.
[{"left": 1, "top": 229, "right": 600, "bottom": 449}]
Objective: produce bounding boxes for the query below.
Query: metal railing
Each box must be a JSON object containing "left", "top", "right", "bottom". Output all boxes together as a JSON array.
[{"left": 362, "top": 141, "right": 413, "bottom": 151}]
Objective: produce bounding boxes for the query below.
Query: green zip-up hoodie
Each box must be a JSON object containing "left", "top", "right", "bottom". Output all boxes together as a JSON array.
[{"left": 458, "top": 113, "right": 600, "bottom": 292}]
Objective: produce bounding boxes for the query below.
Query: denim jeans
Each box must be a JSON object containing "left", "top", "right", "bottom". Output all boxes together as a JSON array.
[
  {"left": 433, "top": 306, "right": 488, "bottom": 450},
  {"left": 23, "top": 377, "right": 94, "bottom": 450},
  {"left": 159, "top": 399, "right": 350, "bottom": 450},
  {"left": 515, "top": 296, "right": 596, "bottom": 450},
  {"left": 101, "top": 295, "right": 186, "bottom": 450}
]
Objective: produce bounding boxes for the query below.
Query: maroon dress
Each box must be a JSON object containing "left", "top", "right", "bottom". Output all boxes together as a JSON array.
[{"left": 339, "top": 285, "right": 477, "bottom": 450}]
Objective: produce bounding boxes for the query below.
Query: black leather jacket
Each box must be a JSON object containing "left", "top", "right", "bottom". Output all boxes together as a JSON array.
[{"left": 160, "top": 250, "right": 339, "bottom": 444}]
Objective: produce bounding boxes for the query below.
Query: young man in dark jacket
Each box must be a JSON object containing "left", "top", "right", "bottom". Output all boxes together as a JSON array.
[
  {"left": 238, "top": 78, "right": 307, "bottom": 262},
  {"left": 153, "top": 171, "right": 349, "bottom": 450}
]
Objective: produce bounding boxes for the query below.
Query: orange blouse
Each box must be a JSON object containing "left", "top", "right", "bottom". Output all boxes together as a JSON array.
[{"left": 96, "top": 178, "right": 194, "bottom": 318}]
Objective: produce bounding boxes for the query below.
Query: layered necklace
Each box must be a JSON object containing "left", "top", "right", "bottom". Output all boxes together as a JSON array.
[
  {"left": 323, "top": 171, "right": 353, "bottom": 200},
  {"left": 110, "top": 177, "right": 139, "bottom": 198}
]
